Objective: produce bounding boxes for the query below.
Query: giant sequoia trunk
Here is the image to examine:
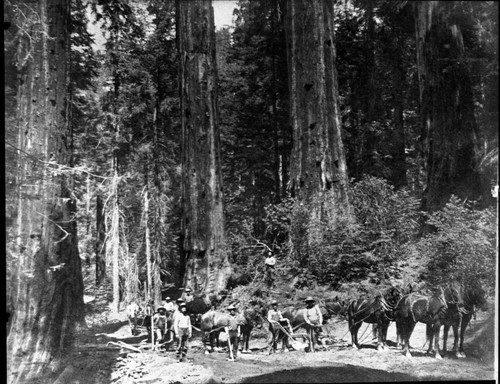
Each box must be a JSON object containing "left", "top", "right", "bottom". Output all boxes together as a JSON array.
[
  {"left": 177, "top": 0, "right": 231, "bottom": 297},
  {"left": 7, "top": 0, "right": 85, "bottom": 382},
  {"left": 415, "top": 1, "right": 482, "bottom": 211},
  {"left": 284, "top": 0, "right": 349, "bottom": 201}
]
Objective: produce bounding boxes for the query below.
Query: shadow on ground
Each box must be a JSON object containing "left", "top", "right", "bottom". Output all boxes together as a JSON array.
[{"left": 239, "top": 365, "right": 427, "bottom": 383}]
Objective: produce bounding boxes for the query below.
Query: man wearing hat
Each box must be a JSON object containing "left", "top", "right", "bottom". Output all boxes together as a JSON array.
[
  {"left": 264, "top": 251, "right": 277, "bottom": 288},
  {"left": 224, "top": 304, "right": 241, "bottom": 361},
  {"left": 174, "top": 303, "right": 192, "bottom": 362},
  {"left": 164, "top": 297, "right": 176, "bottom": 313},
  {"left": 171, "top": 298, "right": 184, "bottom": 327},
  {"left": 153, "top": 306, "right": 168, "bottom": 346},
  {"left": 304, "top": 297, "right": 323, "bottom": 352},
  {"left": 182, "top": 287, "right": 194, "bottom": 303},
  {"left": 267, "top": 300, "right": 292, "bottom": 354}
]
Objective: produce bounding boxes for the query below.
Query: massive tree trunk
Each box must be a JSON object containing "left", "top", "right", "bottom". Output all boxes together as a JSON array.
[
  {"left": 6, "top": 0, "right": 85, "bottom": 382},
  {"left": 284, "top": 0, "right": 349, "bottom": 201},
  {"left": 177, "top": 0, "right": 231, "bottom": 297},
  {"left": 415, "top": 1, "right": 482, "bottom": 211}
]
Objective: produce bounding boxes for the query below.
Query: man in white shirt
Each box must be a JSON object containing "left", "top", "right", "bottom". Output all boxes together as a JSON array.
[
  {"left": 182, "top": 288, "right": 194, "bottom": 303},
  {"left": 267, "top": 300, "right": 292, "bottom": 354},
  {"left": 264, "top": 251, "right": 277, "bottom": 287},
  {"left": 174, "top": 303, "right": 192, "bottom": 362}
]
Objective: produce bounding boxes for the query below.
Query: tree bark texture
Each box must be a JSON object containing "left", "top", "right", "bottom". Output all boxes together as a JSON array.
[
  {"left": 284, "top": 0, "right": 349, "bottom": 202},
  {"left": 7, "top": 1, "right": 85, "bottom": 382},
  {"left": 177, "top": 0, "right": 231, "bottom": 297},
  {"left": 415, "top": 1, "right": 482, "bottom": 211},
  {"left": 95, "top": 193, "right": 106, "bottom": 285}
]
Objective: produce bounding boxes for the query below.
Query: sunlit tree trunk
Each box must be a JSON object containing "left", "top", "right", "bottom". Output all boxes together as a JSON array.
[
  {"left": 7, "top": 0, "right": 85, "bottom": 382},
  {"left": 284, "top": 0, "right": 349, "bottom": 201},
  {"left": 177, "top": 0, "right": 231, "bottom": 297},
  {"left": 415, "top": 1, "right": 482, "bottom": 211}
]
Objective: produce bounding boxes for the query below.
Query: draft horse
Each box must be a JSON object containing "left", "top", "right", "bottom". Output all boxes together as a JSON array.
[
  {"left": 394, "top": 288, "right": 448, "bottom": 359},
  {"left": 347, "top": 286, "right": 402, "bottom": 350},
  {"left": 442, "top": 284, "right": 488, "bottom": 358},
  {"left": 200, "top": 307, "right": 264, "bottom": 354}
]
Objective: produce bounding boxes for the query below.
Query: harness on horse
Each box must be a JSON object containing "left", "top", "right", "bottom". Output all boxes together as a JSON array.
[{"left": 406, "top": 292, "right": 447, "bottom": 323}]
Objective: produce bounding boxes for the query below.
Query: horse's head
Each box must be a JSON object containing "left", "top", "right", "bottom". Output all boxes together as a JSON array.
[
  {"left": 324, "top": 296, "right": 347, "bottom": 318},
  {"left": 243, "top": 305, "right": 266, "bottom": 329},
  {"left": 467, "top": 286, "right": 488, "bottom": 312},
  {"left": 444, "top": 282, "right": 464, "bottom": 310},
  {"left": 384, "top": 286, "right": 402, "bottom": 307}
]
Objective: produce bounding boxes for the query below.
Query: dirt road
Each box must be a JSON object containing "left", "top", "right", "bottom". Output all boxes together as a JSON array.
[{"left": 46, "top": 309, "right": 495, "bottom": 383}]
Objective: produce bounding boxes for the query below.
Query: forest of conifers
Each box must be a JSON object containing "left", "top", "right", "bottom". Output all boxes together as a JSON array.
[{"left": 4, "top": 0, "right": 498, "bottom": 382}]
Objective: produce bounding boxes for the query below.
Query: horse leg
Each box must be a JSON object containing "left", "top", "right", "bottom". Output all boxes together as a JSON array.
[
  {"left": 442, "top": 324, "right": 449, "bottom": 354},
  {"left": 459, "top": 314, "right": 471, "bottom": 358},
  {"left": 376, "top": 320, "right": 384, "bottom": 350},
  {"left": 351, "top": 321, "right": 362, "bottom": 349},
  {"left": 380, "top": 322, "right": 389, "bottom": 349},
  {"left": 372, "top": 323, "right": 378, "bottom": 340},
  {"left": 425, "top": 323, "right": 435, "bottom": 355},
  {"left": 451, "top": 321, "right": 460, "bottom": 358},
  {"left": 403, "top": 320, "right": 416, "bottom": 357},
  {"left": 433, "top": 323, "right": 443, "bottom": 359}
]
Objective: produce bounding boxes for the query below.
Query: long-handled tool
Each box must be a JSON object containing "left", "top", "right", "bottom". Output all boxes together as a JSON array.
[
  {"left": 225, "top": 327, "right": 235, "bottom": 361},
  {"left": 274, "top": 321, "right": 308, "bottom": 350}
]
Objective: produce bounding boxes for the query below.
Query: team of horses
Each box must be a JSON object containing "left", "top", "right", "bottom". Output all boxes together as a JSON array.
[{"left": 126, "top": 281, "right": 488, "bottom": 359}]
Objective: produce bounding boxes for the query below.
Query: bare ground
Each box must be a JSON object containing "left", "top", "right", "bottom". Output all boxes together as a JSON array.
[{"left": 45, "top": 308, "right": 496, "bottom": 384}]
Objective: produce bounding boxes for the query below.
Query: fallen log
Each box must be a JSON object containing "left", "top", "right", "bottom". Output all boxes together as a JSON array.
[{"left": 107, "top": 341, "right": 142, "bottom": 353}]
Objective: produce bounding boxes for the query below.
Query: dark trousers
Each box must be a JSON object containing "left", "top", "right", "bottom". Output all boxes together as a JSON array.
[
  {"left": 227, "top": 331, "right": 239, "bottom": 358},
  {"left": 269, "top": 322, "right": 291, "bottom": 352},
  {"left": 176, "top": 328, "right": 190, "bottom": 359}
]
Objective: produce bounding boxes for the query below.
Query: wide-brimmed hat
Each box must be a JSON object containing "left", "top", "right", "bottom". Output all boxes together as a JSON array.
[
  {"left": 165, "top": 296, "right": 171, "bottom": 301},
  {"left": 185, "top": 288, "right": 192, "bottom": 292},
  {"left": 157, "top": 306, "right": 166, "bottom": 312},
  {"left": 179, "top": 303, "right": 187, "bottom": 308},
  {"left": 176, "top": 298, "right": 184, "bottom": 304},
  {"left": 304, "top": 296, "right": 315, "bottom": 302},
  {"left": 227, "top": 304, "right": 237, "bottom": 310},
  {"left": 271, "top": 300, "right": 278, "bottom": 305}
]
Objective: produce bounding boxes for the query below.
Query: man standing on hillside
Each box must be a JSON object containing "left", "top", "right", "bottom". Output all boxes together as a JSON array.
[{"left": 264, "top": 251, "right": 277, "bottom": 288}]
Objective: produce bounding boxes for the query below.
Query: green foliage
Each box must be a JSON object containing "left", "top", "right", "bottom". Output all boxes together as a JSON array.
[{"left": 418, "top": 195, "right": 496, "bottom": 289}]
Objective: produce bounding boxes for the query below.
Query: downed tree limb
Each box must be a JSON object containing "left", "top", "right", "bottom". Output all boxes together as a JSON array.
[{"left": 107, "top": 341, "right": 142, "bottom": 353}]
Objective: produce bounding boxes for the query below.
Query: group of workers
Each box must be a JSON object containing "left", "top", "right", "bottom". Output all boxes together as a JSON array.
[
  {"left": 149, "top": 288, "right": 194, "bottom": 362},
  {"left": 148, "top": 290, "right": 323, "bottom": 362},
  {"left": 145, "top": 252, "right": 324, "bottom": 362}
]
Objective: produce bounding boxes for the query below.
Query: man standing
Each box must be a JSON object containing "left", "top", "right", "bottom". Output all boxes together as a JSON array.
[
  {"left": 183, "top": 288, "right": 194, "bottom": 303},
  {"left": 174, "top": 303, "right": 192, "bottom": 362},
  {"left": 152, "top": 306, "right": 168, "bottom": 347},
  {"left": 264, "top": 251, "right": 277, "bottom": 287},
  {"left": 304, "top": 297, "right": 323, "bottom": 352},
  {"left": 225, "top": 304, "right": 241, "bottom": 361},
  {"left": 267, "top": 300, "right": 292, "bottom": 354},
  {"left": 164, "top": 297, "right": 176, "bottom": 313}
]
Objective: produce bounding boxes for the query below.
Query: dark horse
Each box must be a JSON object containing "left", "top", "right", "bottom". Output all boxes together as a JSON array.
[
  {"left": 395, "top": 283, "right": 462, "bottom": 359},
  {"left": 239, "top": 306, "right": 266, "bottom": 353},
  {"left": 200, "top": 307, "right": 265, "bottom": 354},
  {"left": 443, "top": 284, "right": 488, "bottom": 358},
  {"left": 347, "top": 286, "right": 402, "bottom": 350}
]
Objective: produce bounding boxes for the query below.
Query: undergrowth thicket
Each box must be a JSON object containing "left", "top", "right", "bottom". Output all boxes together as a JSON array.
[{"left": 227, "top": 176, "right": 497, "bottom": 298}]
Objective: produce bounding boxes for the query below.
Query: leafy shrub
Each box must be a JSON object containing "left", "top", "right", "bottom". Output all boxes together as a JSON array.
[
  {"left": 287, "top": 176, "right": 422, "bottom": 286},
  {"left": 417, "top": 195, "right": 496, "bottom": 289}
]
